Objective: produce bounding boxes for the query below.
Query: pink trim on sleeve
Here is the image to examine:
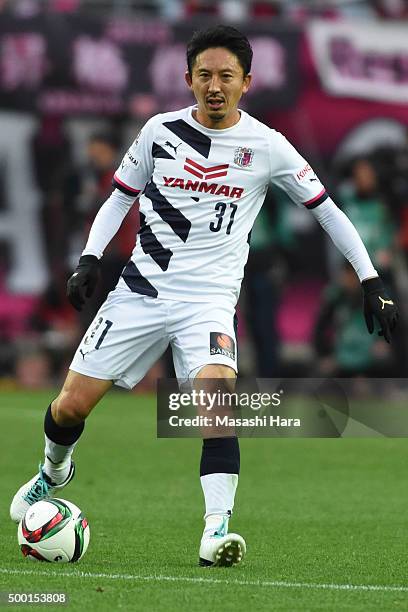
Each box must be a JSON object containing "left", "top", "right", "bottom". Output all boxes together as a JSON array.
[
  {"left": 113, "top": 173, "right": 141, "bottom": 195},
  {"left": 304, "top": 189, "right": 326, "bottom": 207}
]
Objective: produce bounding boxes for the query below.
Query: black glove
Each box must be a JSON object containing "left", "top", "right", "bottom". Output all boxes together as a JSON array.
[
  {"left": 66, "top": 255, "right": 100, "bottom": 311},
  {"left": 362, "top": 276, "right": 398, "bottom": 344}
]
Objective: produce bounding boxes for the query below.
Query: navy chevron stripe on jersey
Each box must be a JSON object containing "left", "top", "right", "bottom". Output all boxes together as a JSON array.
[
  {"left": 152, "top": 142, "right": 175, "bottom": 160},
  {"left": 144, "top": 180, "right": 191, "bottom": 242},
  {"left": 138, "top": 212, "right": 173, "bottom": 271},
  {"left": 163, "top": 119, "right": 211, "bottom": 158},
  {"left": 122, "top": 261, "right": 158, "bottom": 298},
  {"left": 303, "top": 190, "right": 328, "bottom": 209}
]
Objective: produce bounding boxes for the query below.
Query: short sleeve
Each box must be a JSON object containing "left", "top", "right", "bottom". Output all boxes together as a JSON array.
[
  {"left": 269, "top": 131, "right": 328, "bottom": 209},
  {"left": 112, "top": 116, "right": 157, "bottom": 197}
]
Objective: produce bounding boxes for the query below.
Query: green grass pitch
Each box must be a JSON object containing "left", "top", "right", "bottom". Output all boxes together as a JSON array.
[{"left": 1, "top": 390, "right": 408, "bottom": 611}]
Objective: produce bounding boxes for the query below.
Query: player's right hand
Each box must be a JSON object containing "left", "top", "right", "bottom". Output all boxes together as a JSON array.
[{"left": 66, "top": 255, "right": 100, "bottom": 311}]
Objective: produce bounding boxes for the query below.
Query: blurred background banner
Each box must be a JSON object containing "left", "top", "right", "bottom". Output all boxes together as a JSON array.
[
  {"left": 308, "top": 20, "right": 408, "bottom": 104},
  {"left": 0, "top": 15, "right": 300, "bottom": 114}
]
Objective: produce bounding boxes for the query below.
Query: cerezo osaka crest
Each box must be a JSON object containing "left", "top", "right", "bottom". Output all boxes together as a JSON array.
[{"left": 234, "top": 147, "right": 254, "bottom": 168}]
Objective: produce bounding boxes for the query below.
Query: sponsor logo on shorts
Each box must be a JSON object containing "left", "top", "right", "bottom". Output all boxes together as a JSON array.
[
  {"left": 210, "top": 332, "right": 236, "bottom": 360},
  {"left": 84, "top": 316, "right": 103, "bottom": 346}
]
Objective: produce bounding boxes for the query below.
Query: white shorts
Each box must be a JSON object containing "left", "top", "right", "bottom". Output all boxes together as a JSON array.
[{"left": 70, "top": 284, "right": 237, "bottom": 389}]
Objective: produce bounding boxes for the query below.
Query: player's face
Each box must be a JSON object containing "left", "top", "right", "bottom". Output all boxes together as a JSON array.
[{"left": 185, "top": 47, "right": 251, "bottom": 129}]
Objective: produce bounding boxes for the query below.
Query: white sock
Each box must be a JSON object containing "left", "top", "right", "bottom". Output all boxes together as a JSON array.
[
  {"left": 200, "top": 473, "right": 238, "bottom": 537},
  {"left": 43, "top": 435, "right": 76, "bottom": 484}
]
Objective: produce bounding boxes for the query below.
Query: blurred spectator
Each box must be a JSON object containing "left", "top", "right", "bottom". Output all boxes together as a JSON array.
[
  {"left": 285, "top": 0, "right": 378, "bottom": 21},
  {"left": 49, "top": 0, "right": 81, "bottom": 12},
  {"left": 243, "top": 186, "right": 291, "bottom": 376},
  {"left": 0, "top": 329, "right": 16, "bottom": 381},
  {"left": 155, "top": 0, "right": 184, "bottom": 20},
  {"left": 72, "top": 130, "right": 139, "bottom": 330},
  {"left": 15, "top": 349, "right": 51, "bottom": 388},
  {"left": 251, "top": 0, "right": 282, "bottom": 18},
  {"left": 313, "top": 263, "right": 397, "bottom": 377},
  {"left": 374, "top": 0, "right": 408, "bottom": 19},
  {"left": 29, "top": 276, "right": 80, "bottom": 383},
  {"left": 9, "top": 0, "right": 43, "bottom": 17},
  {"left": 374, "top": 128, "right": 408, "bottom": 271},
  {"left": 3, "top": 0, "right": 407, "bottom": 21},
  {"left": 337, "top": 158, "right": 396, "bottom": 289},
  {"left": 32, "top": 115, "right": 73, "bottom": 277},
  {"left": 185, "top": 0, "right": 218, "bottom": 16},
  {"left": 219, "top": 0, "right": 249, "bottom": 21}
]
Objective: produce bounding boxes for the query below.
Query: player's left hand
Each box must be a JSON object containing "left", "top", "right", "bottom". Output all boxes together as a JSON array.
[
  {"left": 67, "top": 255, "right": 100, "bottom": 311},
  {"left": 362, "top": 276, "right": 398, "bottom": 343}
]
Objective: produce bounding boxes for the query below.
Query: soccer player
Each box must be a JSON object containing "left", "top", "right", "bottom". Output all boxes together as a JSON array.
[{"left": 10, "top": 25, "right": 398, "bottom": 567}]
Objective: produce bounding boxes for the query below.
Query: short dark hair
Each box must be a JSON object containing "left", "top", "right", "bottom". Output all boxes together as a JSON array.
[{"left": 186, "top": 25, "right": 252, "bottom": 77}]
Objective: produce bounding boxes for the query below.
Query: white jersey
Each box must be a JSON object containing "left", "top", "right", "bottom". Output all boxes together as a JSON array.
[{"left": 113, "top": 105, "right": 328, "bottom": 306}]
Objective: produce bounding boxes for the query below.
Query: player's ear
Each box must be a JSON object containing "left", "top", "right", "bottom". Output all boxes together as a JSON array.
[
  {"left": 242, "top": 73, "right": 252, "bottom": 95},
  {"left": 185, "top": 71, "right": 192, "bottom": 88}
]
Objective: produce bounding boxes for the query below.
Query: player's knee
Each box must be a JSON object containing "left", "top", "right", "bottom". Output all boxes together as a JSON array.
[
  {"left": 194, "top": 365, "right": 236, "bottom": 395},
  {"left": 52, "top": 391, "right": 92, "bottom": 424},
  {"left": 195, "top": 364, "right": 236, "bottom": 380}
]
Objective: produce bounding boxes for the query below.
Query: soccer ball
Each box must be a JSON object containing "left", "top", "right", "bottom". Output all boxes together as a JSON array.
[{"left": 18, "top": 498, "right": 90, "bottom": 563}]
